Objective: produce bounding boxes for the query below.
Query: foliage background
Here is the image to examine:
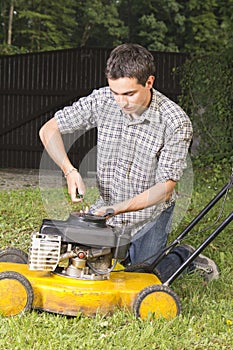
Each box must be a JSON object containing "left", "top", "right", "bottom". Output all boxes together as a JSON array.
[
  {"left": 179, "top": 49, "right": 233, "bottom": 164},
  {"left": 1, "top": 0, "right": 233, "bottom": 54}
]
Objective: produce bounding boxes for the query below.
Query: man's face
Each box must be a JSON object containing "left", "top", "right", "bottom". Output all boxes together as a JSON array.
[{"left": 108, "top": 76, "right": 154, "bottom": 117}]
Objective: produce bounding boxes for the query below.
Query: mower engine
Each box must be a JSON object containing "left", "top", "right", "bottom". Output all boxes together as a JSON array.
[{"left": 28, "top": 212, "right": 130, "bottom": 280}]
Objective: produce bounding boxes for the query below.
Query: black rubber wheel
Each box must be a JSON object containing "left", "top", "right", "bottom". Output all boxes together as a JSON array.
[
  {"left": 0, "top": 271, "right": 34, "bottom": 316},
  {"left": 133, "top": 284, "right": 181, "bottom": 320},
  {"left": 0, "top": 247, "right": 28, "bottom": 264}
]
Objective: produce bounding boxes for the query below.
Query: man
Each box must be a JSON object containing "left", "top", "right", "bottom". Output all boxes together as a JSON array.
[{"left": 39, "top": 44, "right": 219, "bottom": 282}]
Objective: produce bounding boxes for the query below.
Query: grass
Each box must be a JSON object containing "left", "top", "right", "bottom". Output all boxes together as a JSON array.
[{"left": 0, "top": 163, "right": 232, "bottom": 349}]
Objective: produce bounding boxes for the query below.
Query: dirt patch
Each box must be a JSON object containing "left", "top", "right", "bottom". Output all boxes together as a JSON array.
[
  {"left": 0, "top": 168, "right": 40, "bottom": 190},
  {"left": 0, "top": 168, "right": 96, "bottom": 190}
]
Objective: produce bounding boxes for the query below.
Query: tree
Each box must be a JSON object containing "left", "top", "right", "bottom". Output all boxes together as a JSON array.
[
  {"left": 15, "top": 0, "right": 77, "bottom": 51},
  {"left": 7, "top": 0, "right": 14, "bottom": 45},
  {"left": 217, "top": 0, "right": 233, "bottom": 51},
  {"left": 1, "top": 0, "right": 233, "bottom": 54},
  {"left": 0, "top": 0, "right": 16, "bottom": 50},
  {"left": 138, "top": 0, "right": 186, "bottom": 51},
  {"left": 118, "top": 0, "right": 186, "bottom": 51},
  {"left": 0, "top": 0, "right": 77, "bottom": 53},
  {"left": 72, "top": 0, "right": 127, "bottom": 47},
  {"left": 180, "top": 0, "right": 233, "bottom": 53}
]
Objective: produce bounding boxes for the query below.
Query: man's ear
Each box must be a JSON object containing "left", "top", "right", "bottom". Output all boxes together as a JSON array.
[{"left": 145, "top": 75, "right": 155, "bottom": 89}]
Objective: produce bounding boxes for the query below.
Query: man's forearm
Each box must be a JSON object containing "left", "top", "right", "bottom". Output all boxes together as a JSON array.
[
  {"left": 114, "top": 180, "right": 176, "bottom": 214},
  {"left": 39, "top": 117, "right": 86, "bottom": 201},
  {"left": 94, "top": 180, "right": 176, "bottom": 216},
  {"left": 39, "top": 118, "right": 73, "bottom": 174}
]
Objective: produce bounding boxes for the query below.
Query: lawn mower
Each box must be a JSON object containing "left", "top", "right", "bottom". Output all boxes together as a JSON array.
[{"left": 0, "top": 172, "right": 232, "bottom": 319}]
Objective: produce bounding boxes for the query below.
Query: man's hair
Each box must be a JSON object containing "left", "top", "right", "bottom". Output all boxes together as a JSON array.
[{"left": 105, "top": 43, "right": 155, "bottom": 86}]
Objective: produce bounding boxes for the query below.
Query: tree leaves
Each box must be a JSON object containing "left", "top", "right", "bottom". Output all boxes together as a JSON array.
[{"left": 1, "top": 0, "right": 233, "bottom": 54}]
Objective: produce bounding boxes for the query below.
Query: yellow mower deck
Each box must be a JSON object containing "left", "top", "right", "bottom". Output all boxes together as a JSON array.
[{"left": 0, "top": 262, "right": 180, "bottom": 319}]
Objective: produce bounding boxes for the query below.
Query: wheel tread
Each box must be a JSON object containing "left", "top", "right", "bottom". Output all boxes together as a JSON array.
[
  {"left": 0, "top": 271, "right": 34, "bottom": 316},
  {"left": 133, "top": 284, "right": 181, "bottom": 319}
]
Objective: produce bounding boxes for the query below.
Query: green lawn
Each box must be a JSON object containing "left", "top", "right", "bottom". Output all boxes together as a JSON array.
[{"left": 0, "top": 164, "right": 232, "bottom": 350}]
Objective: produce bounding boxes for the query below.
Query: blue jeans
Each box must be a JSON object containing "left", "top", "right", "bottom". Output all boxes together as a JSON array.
[{"left": 123, "top": 204, "right": 190, "bottom": 282}]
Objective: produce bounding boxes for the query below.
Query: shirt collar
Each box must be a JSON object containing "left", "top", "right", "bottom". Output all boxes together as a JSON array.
[{"left": 127, "top": 89, "right": 161, "bottom": 125}]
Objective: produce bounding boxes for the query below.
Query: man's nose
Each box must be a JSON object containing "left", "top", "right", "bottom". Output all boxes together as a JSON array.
[{"left": 116, "top": 94, "right": 128, "bottom": 106}]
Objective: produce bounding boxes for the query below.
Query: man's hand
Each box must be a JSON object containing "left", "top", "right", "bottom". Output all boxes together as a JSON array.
[
  {"left": 65, "top": 170, "right": 86, "bottom": 203},
  {"left": 94, "top": 207, "right": 115, "bottom": 217}
]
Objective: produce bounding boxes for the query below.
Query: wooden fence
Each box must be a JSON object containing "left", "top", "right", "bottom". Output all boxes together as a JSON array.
[{"left": 0, "top": 47, "right": 188, "bottom": 172}]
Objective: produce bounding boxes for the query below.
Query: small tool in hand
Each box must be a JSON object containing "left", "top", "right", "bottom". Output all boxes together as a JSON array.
[{"left": 77, "top": 192, "right": 85, "bottom": 212}]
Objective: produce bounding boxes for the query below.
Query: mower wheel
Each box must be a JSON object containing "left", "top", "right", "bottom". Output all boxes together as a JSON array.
[
  {"left": 0, "top": 247, "right": 28, "bottom": 264},
  {"left": 0, "top": 271, "right": 34, "bottom": 316},
  {"left": 133, "top": 284, "right": 181, "bottom": 320}
]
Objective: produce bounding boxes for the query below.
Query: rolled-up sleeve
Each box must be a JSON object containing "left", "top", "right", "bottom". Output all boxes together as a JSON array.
[
  {"left": 155, "top": 120, "right": 193, "bottom": 183},
  {"left": 54, "top": 89, "right": 107, "bottom": 133}
]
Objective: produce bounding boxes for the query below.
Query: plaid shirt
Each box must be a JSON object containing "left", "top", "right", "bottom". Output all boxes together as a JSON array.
[{"left": 55, "top": 87, "right": 193, "bottom": 235}]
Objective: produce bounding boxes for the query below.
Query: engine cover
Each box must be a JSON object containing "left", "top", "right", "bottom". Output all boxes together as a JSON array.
[{"left": 39, "top": 212, "right": 130, "bottom": 259}]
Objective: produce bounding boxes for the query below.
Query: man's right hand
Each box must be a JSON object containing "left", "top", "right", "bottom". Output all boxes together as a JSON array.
[{"left": 65, "top": 169, "right": 86, "bottom": 203}]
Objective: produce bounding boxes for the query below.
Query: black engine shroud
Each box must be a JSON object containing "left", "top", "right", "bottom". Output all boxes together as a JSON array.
[{"left": 40, "top": 212, "right": 131, "bottom": 259}]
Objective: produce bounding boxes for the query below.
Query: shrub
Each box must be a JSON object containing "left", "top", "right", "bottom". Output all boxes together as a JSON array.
[{"left": 179, "top": 50, "right": 233, "bottom": 166}]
